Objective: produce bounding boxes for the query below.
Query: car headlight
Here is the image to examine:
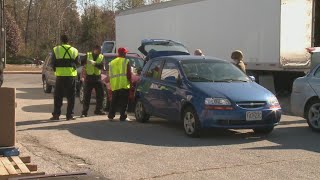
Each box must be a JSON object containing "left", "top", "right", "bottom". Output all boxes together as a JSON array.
[
  {"left": 205, "top": 98, "right": 231, "bottom": 106},
  {"left": 267, "top": 96, "right": 279, "bottom": 106}
]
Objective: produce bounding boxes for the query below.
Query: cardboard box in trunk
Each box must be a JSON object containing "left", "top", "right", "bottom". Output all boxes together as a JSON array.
[{"left": 0, "top": 87, "right": 16, "bottom": 147}]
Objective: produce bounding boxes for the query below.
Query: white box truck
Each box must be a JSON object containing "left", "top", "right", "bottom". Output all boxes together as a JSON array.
[{"left": 116, "top": 0, "right": 319, "bottom": 94}]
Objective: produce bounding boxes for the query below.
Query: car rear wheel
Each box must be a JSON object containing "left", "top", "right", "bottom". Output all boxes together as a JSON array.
[
  {"left": 135, "top": 100, "right": 150, "bottom": 123},
  {"left": 102, "top": 86, "right": 110, "bottom": 111},
  {"left": 253, "top": 127, "right": 274, "bottom": 134},
  {"left": 43, "top": 78, "right": 52, "bottom": 93},
  {"left": 183, "top": 107, "right": 201, "bottom": 138},
  {"left": 306, "top": 99, "right": 320, "bottom": 132},
  {"left": 79, "top": 83, "right": 84, "bottom": 104}
]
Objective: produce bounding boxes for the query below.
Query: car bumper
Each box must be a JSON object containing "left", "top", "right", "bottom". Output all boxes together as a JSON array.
[
  {"left": 199, "top": 109, "right": 281, "bottom": 129},
  {"left": 290, "top": 92, "right": 305, "bottom": 117}
]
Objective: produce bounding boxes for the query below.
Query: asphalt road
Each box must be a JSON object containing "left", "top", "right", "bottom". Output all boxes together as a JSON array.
[{"left": 2, "top": 74, "right": 320, "bottom": 180}]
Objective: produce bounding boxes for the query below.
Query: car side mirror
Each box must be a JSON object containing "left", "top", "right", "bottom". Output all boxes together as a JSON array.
[
  {"left": 164, "top": 76, "right": 176, "bottom": 83},
  {"left": 136, "top": 67, "right": 142, "bottom": 75},
  {"left": 249, "top": 76, "right": 256, "bottom": 82}
]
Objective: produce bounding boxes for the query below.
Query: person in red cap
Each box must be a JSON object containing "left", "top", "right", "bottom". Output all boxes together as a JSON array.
[{"left": 108, "top": 47, "right": 132, "bottom": 121}]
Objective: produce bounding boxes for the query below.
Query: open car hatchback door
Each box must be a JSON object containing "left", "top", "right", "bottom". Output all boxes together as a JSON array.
[{"left": 138, "top": 39, "right": 190, "bottom": 59}]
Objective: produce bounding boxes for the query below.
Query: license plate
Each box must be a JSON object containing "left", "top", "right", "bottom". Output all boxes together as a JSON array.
[{"left": 246, "top": 111, "right": 262, "bottom": 121}]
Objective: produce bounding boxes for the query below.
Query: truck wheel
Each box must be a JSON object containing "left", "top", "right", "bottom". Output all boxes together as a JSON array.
[
  {"left": 182, "top": 107, "right": 201, "bottom": 138},
  {"left": 253, "top": 127, "right": 274, "bottom": 134},
  {"left": 43, "top": 78, "right": 52, "bottom": 93},
  {"left": 79, "top": 84, "right": 84, "bottom": 104},
  {"left": 306, "top": 99, "right": 320, "bottom": 132},
  {"left": 135, "top": 100, "right": 150, "bottom": 123},
  {"left": 102, "top": 86, "right": 110, "bottom": 111}
]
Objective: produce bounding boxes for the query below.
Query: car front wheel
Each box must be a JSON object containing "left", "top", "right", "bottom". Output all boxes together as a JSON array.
[
  {"left": 135, "top": 100, "right": 150, "bottom": 123},
  {"left": 43, "top": 78, "right": 52, "bottom": 93},
  {"left": 183, "top": 107, "right": 201, "bottom": 138},
  {"left": 306, "top": 99, "right": 320, "bottom": 132}
]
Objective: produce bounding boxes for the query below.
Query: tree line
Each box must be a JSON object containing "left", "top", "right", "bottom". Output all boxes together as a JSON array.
[{"left": 4, "top": 0, "right": 169, "bottom": 62}]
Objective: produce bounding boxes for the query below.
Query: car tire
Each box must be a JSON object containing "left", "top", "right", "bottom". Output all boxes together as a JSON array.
[
  {"left": 135, "top": 100, "right": 150, "bottom": 123},
  {"left": 102, "top": 86, "right": 110, "bottom": 111},
  {"left": 43, "top": 78, "right": 52, "bottom": 93},
  {"left": 79, "top": 83, "right": 84, "bottom": 104},
  {"left": 182, "top": 106, "right": 201, "bottom": 138},
  {"left": 253, "top": 127, "right": 274, "bottom": 134},
  {"left": 305, "top": 99, "right": 320, "bottom": 132}
]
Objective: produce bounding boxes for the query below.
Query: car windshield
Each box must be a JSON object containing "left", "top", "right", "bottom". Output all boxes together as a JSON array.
[
  {"left": 181, "top": 61, "right": 249, "bottom": 82},
  {"left": 127, "top": 57, "right": 144, "bottom": 69},
  {"left": 101, "top": 42, "right": 115, "bottom": 53}
]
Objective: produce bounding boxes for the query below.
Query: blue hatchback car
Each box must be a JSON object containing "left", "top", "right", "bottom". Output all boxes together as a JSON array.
[{"left": 134, "top": 40, "right": 281, "bottom": 137}]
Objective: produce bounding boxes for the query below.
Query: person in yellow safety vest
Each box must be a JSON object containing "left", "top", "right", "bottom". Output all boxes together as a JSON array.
[
  {"left": 107, "top": 47, "right": 132, "bottom": 121},
  {"left": 50, "top": 35, "right": 79, "bottom": 121},
  {"left": 80, "top": 45, "right": 106, "bottom": 118}
]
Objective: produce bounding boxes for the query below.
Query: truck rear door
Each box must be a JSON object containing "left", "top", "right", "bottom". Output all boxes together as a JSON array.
[{"left": 280, "top": 0, "right": 313, "bottom": 68}]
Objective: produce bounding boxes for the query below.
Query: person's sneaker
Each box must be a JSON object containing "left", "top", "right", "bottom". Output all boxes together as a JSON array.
[
  {"left": 94, "top": 111, "right": 107, "bottom": 115},
  {"left": 120, "top": 115, "right": 127, "bottom": 121},
  {"left": 80, "top": 114, "right": 88, "bottom": 118},
  {"left": 66, "top": 116, "right": 76, "bottom": 120},
  {"left": 108, "top": 115, "right": 114, "bottom": 120},
  {"left": 49, "top": 116, "right": 60, "bottom": 121}
]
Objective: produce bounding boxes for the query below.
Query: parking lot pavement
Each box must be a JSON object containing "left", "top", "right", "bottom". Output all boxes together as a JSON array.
[{"left": 2, "top": 74, "right": 320, "bottom": 179}]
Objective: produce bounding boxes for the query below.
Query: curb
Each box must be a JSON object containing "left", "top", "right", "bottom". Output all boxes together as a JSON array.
[{"left": 4, "top": 71, "right": 42, "bottom": 74}]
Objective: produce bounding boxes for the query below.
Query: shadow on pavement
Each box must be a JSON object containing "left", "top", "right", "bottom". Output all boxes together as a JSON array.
[
  {"left": 16, "top": 88, "right": 52, "bottom": 100},
  {"left": 21, "top": 104, "right": 52, "bottom": 114},
  {"left": 17, "top": 118, "right": 320, "bottom": 152},
  {"left": 243, "top": 126, "right": 320, "bottom": 153},
  {"left": 16, "top": 119, "right": 57, "bottom": 126}
]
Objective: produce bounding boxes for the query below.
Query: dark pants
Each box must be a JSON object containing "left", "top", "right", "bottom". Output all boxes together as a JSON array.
[
  {"left": 52, "top": 76, "right": 76, "bottom": 118},
  {"left": 82, "top": 77, "right": 104, "bottom": 115},
  {"left": 108, "top": 89, "right": 129, "bottom": 120}
]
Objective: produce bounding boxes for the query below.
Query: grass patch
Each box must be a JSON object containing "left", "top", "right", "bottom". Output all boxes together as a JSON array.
[{"left": 4, "top": 64, "right": 42, "bottom": 71}]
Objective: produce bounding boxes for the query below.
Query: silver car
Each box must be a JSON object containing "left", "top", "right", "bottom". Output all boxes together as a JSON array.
[{"left": 291, "top": 64, "right": 320, "bottom": 132}]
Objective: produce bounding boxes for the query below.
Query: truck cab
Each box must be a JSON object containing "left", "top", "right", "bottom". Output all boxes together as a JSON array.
[{"left": 101, "top": 41, "right": 116, "bottom": 54}]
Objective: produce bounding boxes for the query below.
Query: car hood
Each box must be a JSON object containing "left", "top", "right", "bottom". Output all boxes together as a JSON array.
[{"left": 192, "top": 82, "right": 274, "bottom": 102}]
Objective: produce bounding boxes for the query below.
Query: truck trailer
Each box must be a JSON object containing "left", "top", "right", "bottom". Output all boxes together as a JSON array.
[{"left": 116, "top": 0, "right": 320, "bottom": 94}]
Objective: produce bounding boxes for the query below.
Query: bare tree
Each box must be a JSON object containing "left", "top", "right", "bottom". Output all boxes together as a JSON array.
[{"left": 24, "top": 0, "right": 32, "bottom": 45}]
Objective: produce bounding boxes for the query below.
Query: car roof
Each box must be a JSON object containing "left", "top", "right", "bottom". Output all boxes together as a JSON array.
[{"left": 154, "top": 55, "right": 228, "bottom": 63}]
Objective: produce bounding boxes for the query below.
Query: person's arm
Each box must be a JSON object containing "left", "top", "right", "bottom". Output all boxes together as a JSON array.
[
  {"left": 51, "top": 50, "right": 56, "bottom": 71},
  {"left": 74, "top": 55, "right": 80, "bottom": 66},
  {"left": 127, "top": 62, "right": 132, "bottom": 83},
  {"left": 81, "top": 55, "right": 87, "bottom": 66}
]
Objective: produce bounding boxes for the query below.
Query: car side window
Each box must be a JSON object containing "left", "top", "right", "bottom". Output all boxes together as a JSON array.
[
  {"left": 145, "top": 60, "right": 162, "bottom": 80},
  {"left": 161, "top": 61, "right": 180, "bottom": 81},
  {"left": 314, "top": 67, "right": 320, "bottom": 78}
]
